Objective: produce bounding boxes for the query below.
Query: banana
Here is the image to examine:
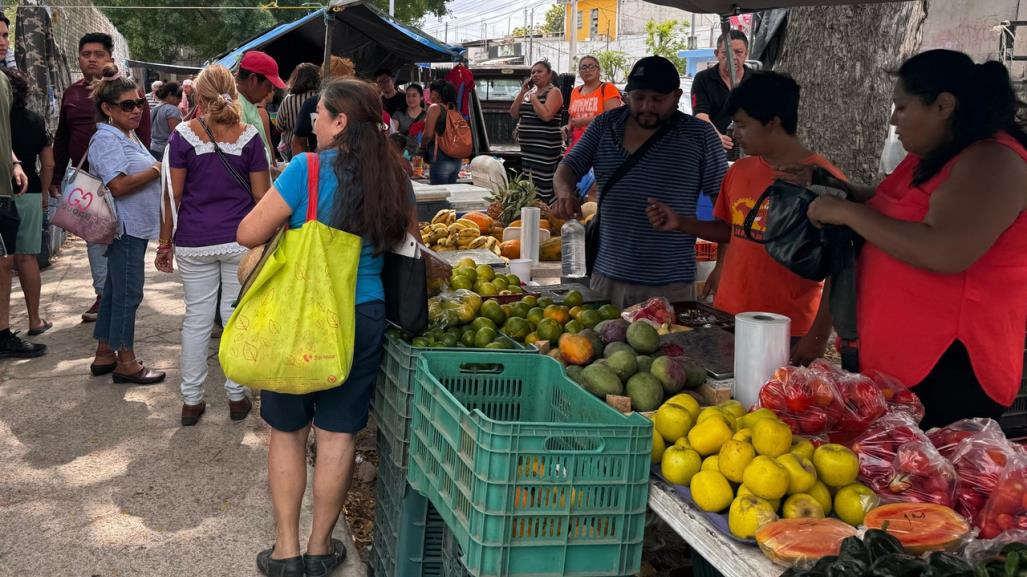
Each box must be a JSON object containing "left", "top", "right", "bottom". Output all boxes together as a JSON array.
[
  {"left": 483, "top": 237, "right": 499, "bottom": 250},
  {"left": 436, "top": 236, "right": 450, "bottom": 248},
  {"left": 447, "top": 232, "right": 460, "bottom": 246},
  {"left": 491, "top": 245, "right": 502, "bottom": 256},
  {"left": 458, "top": 229, "right": 479, "bottom": 241},
  {"left": 431, "top": 223, "right": 448, "bottom": 234},
  {"left": 455, "top": 219, "right": 481, "bottom": 232},
  {"left": 431, "top": 209, "right": 456, "bottom": 225},
  {"left": 447, "top": 222, "right": 468, "bottom": 235},
  {"left": 468, "top": 236, "right": 489, "bottom": 249}
]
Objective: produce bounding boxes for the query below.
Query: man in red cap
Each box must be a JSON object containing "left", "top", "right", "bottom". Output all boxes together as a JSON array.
[{"left": 236, "top": 51, "right": 285, "bottom": 161}]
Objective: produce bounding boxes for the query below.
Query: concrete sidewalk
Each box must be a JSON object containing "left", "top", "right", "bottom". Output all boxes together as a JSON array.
[{"left": 0, "top": 239, "right": 364, "bottom": 577}]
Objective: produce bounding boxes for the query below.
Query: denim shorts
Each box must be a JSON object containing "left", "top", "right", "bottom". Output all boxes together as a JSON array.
[{"left": 260, "top": 301, "right": 386, "bottom": 434}]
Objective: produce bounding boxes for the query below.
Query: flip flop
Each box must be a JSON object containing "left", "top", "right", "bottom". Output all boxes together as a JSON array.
[{"left": 27, "top": 320, "right": 52, "bottom": 336}]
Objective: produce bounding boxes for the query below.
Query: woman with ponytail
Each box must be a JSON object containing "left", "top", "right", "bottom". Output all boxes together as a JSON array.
[
  {"left": 237, "top": 78, "right": 414, "bottom": 577},
  {"left": 796, "top": 49, "right": 1027, "bottom": 428},
  {"left": 156, "top": 63, "right": 271, "bottom": 426}
]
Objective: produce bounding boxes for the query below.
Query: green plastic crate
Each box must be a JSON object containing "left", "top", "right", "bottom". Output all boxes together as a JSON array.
[
  {"left": 371, "top": 431, "right": 446, "bottom": 577},
  {"left": 373, "top": 333, "right": 534, "bottom": 471},
  {"left": 407, "top": 352, "right": 652, "bottom": 577}
]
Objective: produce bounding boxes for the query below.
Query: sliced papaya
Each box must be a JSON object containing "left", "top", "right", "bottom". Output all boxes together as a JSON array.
[
  {"left": 862, "top": 503, "right": 970, "bottom": 554},
  {"left": 755, "top": 518, "right": 857, "bottom": 567}
]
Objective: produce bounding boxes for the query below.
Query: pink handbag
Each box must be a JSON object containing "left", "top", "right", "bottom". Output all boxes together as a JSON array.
[{"left": 52, "top": 147, "right": 119, "bottom": 245}]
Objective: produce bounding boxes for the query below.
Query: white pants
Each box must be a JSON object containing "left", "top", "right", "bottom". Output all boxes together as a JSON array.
[{"left": 177, "top": 250, "right": 246, "bottom": 405}]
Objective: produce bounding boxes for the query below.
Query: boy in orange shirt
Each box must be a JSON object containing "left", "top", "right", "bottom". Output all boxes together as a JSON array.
[{"left": 647, "top": 71, "right": 841, "bottom": 364}]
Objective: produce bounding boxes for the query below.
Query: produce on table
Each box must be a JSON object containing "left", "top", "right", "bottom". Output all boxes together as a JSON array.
[
  {"left": 755, "top": 518, "right": 857, "bottom": 567},
  {"left": 622, "top": 297, "right": 677, "bottom": 327},
  {"left": 624, "top": 372, "right": 664, "bottom": 412},
  {"left": 420, "top": 210, "right": 502, "bottom": 254},
  {"left": 863, "top": 502, "right": 972, "bottom": 554},
  {"left": 779, "top": 529, "right": 976, "bottom": 577},
  {"left": 756, "top": 361, "right": 894, "bottom": 441},
  {"left": 660, "top": 446, "right": 703, "bottom": 486},
  {"left": 947, "top": 427, "right": 1019, "bottom": 523},
  {"left": 927, "top": 417, "right": 1005, "bottom": 460},
  {"left": 864, "top": 369, "right": 926, "bottom": 423},
  {"left": 653, "top": 395, "right": 877, "bottom": 538},
  {"left": 485, "top": 176, "right": 554, "bottom": 231},
  {"left": 976, "top": 451, "right": 1027, "bottom": 539},
  {"left": 848, "top": 412, "right": 959, "bottom": 507}
]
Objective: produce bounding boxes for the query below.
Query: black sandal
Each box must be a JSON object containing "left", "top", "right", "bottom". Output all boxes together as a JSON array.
[
  {"left": 303, "top": 538, "right": 347, "bottom": 577},
  {"left": 256, "top": 546, "right": 304, "bottom": 577}
]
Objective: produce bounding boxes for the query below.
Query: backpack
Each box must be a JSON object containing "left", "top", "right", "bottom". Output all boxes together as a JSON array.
[{"left": 436, "top": 107, "right": 472, "bottom": 159}]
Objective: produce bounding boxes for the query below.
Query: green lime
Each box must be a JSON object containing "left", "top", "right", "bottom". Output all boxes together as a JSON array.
[
  {"left": 506, "top": 274, "right": 521, "bottom": 286},
  {"left": 471, "top": 317, "right": 497, "bottom": 332},
  {"left": 475, "top": 264, "right": 496, "bottom": 282},
  {"left": 476, "top": 282, "right": 498, "bottom": 297},
  {"left": 526, "top": 307, "right": 544, "bottom": 325},
  {"left": 537, "top": 318, "right": 564, "bottom": 344},
  {"left": 578, "top": 309, "right": 602, "bottom": 329},
  {"left": 492, "top": 277, "right": 509, "bottom": 290},
  {"left": 598, "top": 304, "right": 621, "bottom": 321},
  {"left": 461, "top": 330, "right": 476, "bottom": 347},
  {"left": 411, "top": 337, "right": 430, "bottom": 348},
  {"left": 441, "top": 334, "right": 459, "bottom": 347},
  {"left": 502, "top": 317, "right": 531, "bottom": 341},
  {"left": 474, "top": 327, "right": 498, "bottom": 348},
  {"left": 564, "top": 320, "right": 583, "bottom": 334},
  {"left": 511, "top": 302, "right": 531, "bottom": 319},
  {"left": 509, "top": 286, "right": 524, "bottom": 294},
  {"left": 455, "top": 266, "right": 477, "bottom": 283},
  {"left": 564, "top": 289, "right": 584, "bottom": 307},
  {"left": 450, "top": 276, "right": 473, "bottom": 291},
  {"left": 520, "top": 295, "right": 538, "bottom": 307},
  {"left": 538, "top": 297, "right": 555, "bottom": 308},
  {"left": 485, "top": 340, "right": 512, "bottom": 349},
  {"left": 481, "top": 301, "right": 506, "bottom": 326}
]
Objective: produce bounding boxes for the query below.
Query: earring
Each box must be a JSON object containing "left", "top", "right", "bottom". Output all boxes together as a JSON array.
[{"left": 107, "top": 116, "right": 113, "bottom": 125}]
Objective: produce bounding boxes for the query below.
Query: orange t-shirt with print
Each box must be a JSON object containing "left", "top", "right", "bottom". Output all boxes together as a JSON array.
[
  {"left": 567, "top": 82, "right": 622, "bottom": 148},
  {"left": 712, "top": 154, "right": 846, "bottom": 336}
]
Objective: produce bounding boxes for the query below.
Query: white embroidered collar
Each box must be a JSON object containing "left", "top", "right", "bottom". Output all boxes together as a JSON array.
[{"left": 175, "top": 122, "right": 259, "bottom": 156}]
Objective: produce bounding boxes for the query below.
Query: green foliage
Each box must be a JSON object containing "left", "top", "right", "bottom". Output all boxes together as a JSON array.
[
  {"left": 101, "top": 0, "right": 450, "bottom": 64},
  {"left": 511, "top": 25, "right": 541, "bottom": 37},
  {"left": 593, "top": 50, "right": 628, "bottom": 83},
  {"left": 644, "top": 20, "right": 689, "bottom": 74},
  {"left": 541, "top": 3, "right": 565, "bottom": 36}
]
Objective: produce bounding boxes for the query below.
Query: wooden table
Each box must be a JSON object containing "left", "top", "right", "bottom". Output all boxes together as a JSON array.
[{"left": 648, "top": 478, "right": 782, "bottom": 577}]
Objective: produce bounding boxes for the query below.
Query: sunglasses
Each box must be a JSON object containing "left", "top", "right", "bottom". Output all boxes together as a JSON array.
[
  {"left": 113, "top": 98, "right": 147, "bottom": 112},
  {"left": 579, "top": 64, "right": 599, "bottom": 71}
]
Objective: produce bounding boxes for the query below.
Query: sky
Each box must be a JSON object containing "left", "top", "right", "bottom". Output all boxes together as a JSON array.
[{"left": 419, "top": 0, "right": 560, "bottom": 43}]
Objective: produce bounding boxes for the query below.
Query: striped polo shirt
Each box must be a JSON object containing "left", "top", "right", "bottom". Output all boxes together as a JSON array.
[{"left": 562, "top": 107, "right": 728, "bottom": 285}]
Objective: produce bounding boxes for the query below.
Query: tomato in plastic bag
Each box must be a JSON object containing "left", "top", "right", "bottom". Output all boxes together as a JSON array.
[
  {"left": 976, "top": 452, "right": 1027, "bottom": 539},
  {"left": 947, "top": 426, "right": 1019, "bottom": 524},
  {"left": 886, "top": 440, "right": 959, "bottom": 507},
  {"left": 621, "top": 297, "right": 676, "bottom": 326},
  {"left": 926, "top": 417, "right": 1004, "bottom": 460},
  {"left": 848, "top": 412, "right": 934, "bottom": 497},
  {"left": 864, "top": 369, "right": 925, "bottom": 424}
]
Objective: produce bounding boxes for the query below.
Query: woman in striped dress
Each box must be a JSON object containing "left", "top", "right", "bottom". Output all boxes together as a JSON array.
[
  {"left": 510, "top": 60, "right": 564, "bottom": 202},
  {"left": 276, "top": 63, "right": 320, "bottom": 161}
]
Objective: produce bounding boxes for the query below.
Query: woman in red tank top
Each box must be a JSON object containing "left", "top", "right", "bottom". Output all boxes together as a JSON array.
[{"left": 803, "top": 50, "right": 1027, "bottom": 428}]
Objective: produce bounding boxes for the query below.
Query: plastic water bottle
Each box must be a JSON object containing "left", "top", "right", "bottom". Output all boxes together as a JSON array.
[{"left": 561, "top": 219, "right": 586, "bottom": 278}]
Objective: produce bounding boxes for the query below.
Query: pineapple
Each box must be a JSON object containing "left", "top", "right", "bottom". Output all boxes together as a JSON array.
[{"left": 485, "top": 176, "right": 542, "bottom": 227}]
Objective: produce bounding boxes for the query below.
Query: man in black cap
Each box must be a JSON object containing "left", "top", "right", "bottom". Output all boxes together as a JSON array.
[{"left": 552, "top": 56, "right": 728, "bottom": 308}]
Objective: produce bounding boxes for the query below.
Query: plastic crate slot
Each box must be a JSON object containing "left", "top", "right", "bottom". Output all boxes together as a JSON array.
[{"left": 543, "top": 436, "right": 604, "bottom": 453}]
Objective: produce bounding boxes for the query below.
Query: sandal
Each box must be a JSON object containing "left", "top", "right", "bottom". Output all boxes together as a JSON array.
[
  {"left": 256, "top": 546, "right": 304, "bottom": 577},
  {"left": 304, "top": 539, "right": 347, "bottom": 577},
  {"left": 28, "top": 320, "right": 52, "bottom": 336}
]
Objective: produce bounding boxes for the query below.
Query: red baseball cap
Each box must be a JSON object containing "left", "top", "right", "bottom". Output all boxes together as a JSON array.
[{"left": 240, "top": 51, "right": 286, "bottom": 89}]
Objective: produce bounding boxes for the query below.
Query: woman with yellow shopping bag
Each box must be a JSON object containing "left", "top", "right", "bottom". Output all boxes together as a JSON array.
[{"left": 233, "top": 79, "right": 414, "bottom": 577}]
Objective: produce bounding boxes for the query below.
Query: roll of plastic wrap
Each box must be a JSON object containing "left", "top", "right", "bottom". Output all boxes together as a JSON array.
[
  {"left": 520, "top": 206, "right": 541, "bottom": 264},
  {"left": 733, "top": 312, "right": 791, "bottom": 409}
]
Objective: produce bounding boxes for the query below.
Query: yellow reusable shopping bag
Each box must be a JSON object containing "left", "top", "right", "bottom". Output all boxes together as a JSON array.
[{"left": 219, "top": 153, "right": 362, "bottom": 394}]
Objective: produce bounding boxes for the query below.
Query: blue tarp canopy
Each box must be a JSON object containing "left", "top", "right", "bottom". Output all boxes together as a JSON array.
[{"left": 210, "top": 0, "right": 462, "bottom": 79}]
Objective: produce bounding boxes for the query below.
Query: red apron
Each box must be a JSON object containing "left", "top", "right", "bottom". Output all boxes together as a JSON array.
[{"left": 858, "top": 132, "right": 1027, "bottom": 406}]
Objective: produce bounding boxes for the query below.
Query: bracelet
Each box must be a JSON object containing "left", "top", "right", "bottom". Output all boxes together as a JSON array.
[{"left": 158, "top": 238, "right": 172, "bottom": 248}]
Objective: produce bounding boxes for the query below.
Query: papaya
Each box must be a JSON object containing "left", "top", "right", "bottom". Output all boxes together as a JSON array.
[
  {"left": 755, "top": 518, "right": 857, "bottom": 567},
  {"left": 462, "top": 212, "right": 494, "bottom": 232},
  {"left": 862, "top": 503, "right": 970, "bottom": 554},
  {"left": 499, "top": 240, "right": 521, "bottom": 259},
  {"left": 539, "top": 238, "right": 562, "bottom": 262}
]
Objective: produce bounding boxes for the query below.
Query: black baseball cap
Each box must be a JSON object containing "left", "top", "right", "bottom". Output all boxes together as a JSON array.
[{"left": 625, "top": 56, "right": 681, "bottom": 94}]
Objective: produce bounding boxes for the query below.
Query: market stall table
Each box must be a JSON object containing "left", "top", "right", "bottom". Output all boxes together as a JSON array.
[{"left": 648, "top": 477, "right": 782, "bottom": 577}]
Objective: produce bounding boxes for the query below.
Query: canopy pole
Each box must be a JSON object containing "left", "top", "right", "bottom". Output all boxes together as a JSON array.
[
  {"left": 720, "top": 15, "right": 736, "bottom": 89},
  {"left": 323, "top": 6, "right": 340, "bottom": 78}
]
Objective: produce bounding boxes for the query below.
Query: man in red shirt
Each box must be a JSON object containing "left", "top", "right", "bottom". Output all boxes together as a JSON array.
[
  {"left": 648, "top": 71, "right": 840, "bottom": 364},
  {"left": 49, "top": 33, "right": 151, "bottom": 322}
]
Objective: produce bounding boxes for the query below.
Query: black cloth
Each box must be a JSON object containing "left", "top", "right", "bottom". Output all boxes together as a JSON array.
[
  {"left": 293, "top": 95, "right": 319, "bottom": 153},
  {"left": 382, "top": 91, "right": 406, "bottom": 117},
  {"left": 691, "top": 65, "right": 753, "bottom": 134},
  {"left": 11, "top": 107, "right": 51, "bottom": 193},
  {"left": 912, "top": 340, "right": 1009, "bottom": 429}
]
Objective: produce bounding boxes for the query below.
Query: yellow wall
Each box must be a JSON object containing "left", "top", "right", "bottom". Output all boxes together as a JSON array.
[{"left": 563, "top": 0, "right": 619, "bottom": 41}]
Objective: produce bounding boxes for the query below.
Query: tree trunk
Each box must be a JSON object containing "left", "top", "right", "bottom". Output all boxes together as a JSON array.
[{"left": 773, "top": 2, "right": 927, "bottom": 184}]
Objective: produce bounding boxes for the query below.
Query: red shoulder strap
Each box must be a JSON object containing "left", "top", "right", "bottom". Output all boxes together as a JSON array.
[{"left": 306, "top": 152, "right": 319, "bottom": 222}]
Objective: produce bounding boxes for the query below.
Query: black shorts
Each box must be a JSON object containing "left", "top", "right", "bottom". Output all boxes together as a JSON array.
[
  {"left": 260, "top": 301, "right": 386, "bottom": 434},
  {"left": 912, "top": 340, "right": 1009, "bottom": 429},
  {"left": 0, "top": 197, "right": 19, "bottom": 255}
]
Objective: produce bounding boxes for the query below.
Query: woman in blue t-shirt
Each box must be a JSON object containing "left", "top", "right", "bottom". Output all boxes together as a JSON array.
[{"left": 238, "top": 78, "right": 414, "bottom": 577}]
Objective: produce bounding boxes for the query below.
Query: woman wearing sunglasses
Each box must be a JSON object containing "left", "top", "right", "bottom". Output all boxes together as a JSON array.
[
  {"left": 563, "top": 55, "right": 622, "bottom": 151},
  {"left": 85, "top": 64, "right": 165, "bottom": 385}
]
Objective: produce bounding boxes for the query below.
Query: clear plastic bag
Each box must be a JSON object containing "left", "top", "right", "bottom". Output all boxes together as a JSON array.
[
  {"left": 864, "top": 369, "right": 925, "bottom": 424},
  {"left": 976, "top": 452, "right": 1027, "bottom": 539},
  {"left": 620, "top": 297, "right": 676, "bottom": 327},
  {"left": 926, "top": 417, "right": 1004, "bottom": 460},
  {"left": 948, "top": 427, "right": 1019, "bottom": 525},
  {"left": 964, "top": 529, "right": 1027, "bottom": 563},
  {"left": 755, "top": 518, "right": 858, "bottom": 568},
  {"left": 885, "top": 439, "right": 959, "bottom": 507},
  {"left": 863, "top": 502, "right": 973, "bottom": 554},
  {"left": 848, "top": 412, "right": 938, "bottom": 499}
]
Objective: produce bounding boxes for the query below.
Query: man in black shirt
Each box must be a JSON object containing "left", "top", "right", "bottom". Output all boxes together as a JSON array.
[
  {"left": 691, "top": 30, "right": 752, "bottom": 152},
  {"left": 375, "top": 68, "right": 407, "bottom": 117}
]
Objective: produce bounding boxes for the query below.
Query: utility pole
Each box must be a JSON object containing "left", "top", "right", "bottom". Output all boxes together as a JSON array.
[
  {"left": 529, "top": 6, "right": 536, "bottom": 62},
  {"left": 568, "top": 0, "right": 578, "bottom": 68},
  {"left": 389, "top": 0, "right": 394, "bottom": 17},
  {"left": 445, "top": 21, "right": 449, "bottom": 43}
]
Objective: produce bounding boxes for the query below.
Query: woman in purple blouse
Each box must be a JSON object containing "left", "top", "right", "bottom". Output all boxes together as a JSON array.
[{"left": 156, "top": 64, "right": 271, "bottom": 426}]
